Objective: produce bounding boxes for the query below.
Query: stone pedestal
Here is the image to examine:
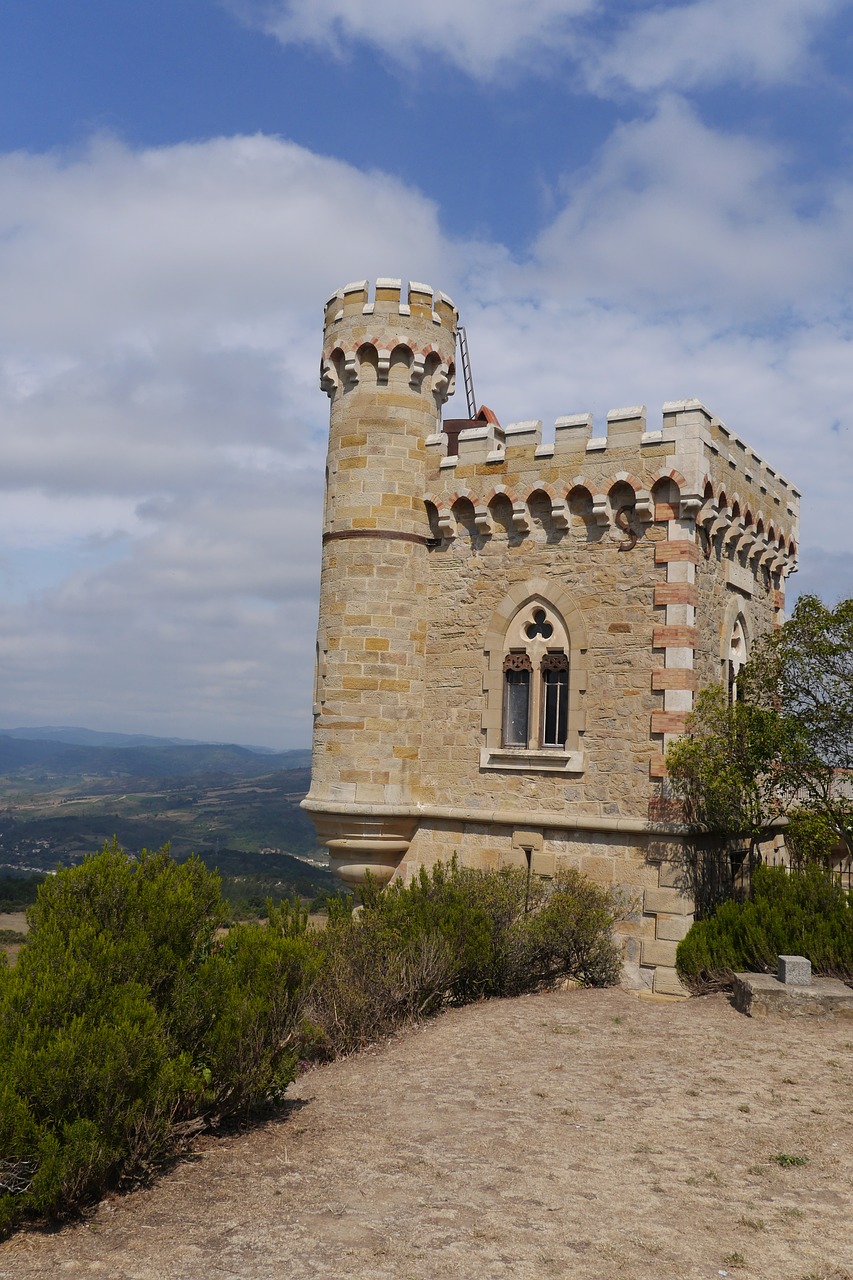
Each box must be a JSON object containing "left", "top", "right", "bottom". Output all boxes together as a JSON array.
[{"left": 733, "top": 972, "right": 853, "bottom": 1019}]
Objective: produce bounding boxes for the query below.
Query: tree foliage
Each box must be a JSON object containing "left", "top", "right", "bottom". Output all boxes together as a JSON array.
[
  {"left": 744, "top": 593, "right": 853, "bottom": 851},
  {"left": 0, "top": 842, "right": 313, "bottom": 1237},
  {"left": 665, "top": 595, "right": 853, "bottom": 907},
  {"left": 664, "top": 686, "right": 790, "bottom": 910}
]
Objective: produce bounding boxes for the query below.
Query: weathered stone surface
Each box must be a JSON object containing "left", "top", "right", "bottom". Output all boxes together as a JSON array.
[
  {"left": 653, "top": 965, "right": 689, "bottom": 996},
  {"left": 733, "top": 972, "right": 853, "bottom": 1019}
]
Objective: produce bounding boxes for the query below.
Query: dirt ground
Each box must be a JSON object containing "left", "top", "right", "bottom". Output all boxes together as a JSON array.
[
  {"left": 2, "top": 986, "right": 853, "bottom": 1280},
  {"left": 0, "top": 911, "right": 27, "bottom": 967}
]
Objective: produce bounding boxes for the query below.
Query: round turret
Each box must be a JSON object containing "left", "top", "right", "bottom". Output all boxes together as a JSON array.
[{"left": 303, "top": 279, "right": 458, "bottom": 887}]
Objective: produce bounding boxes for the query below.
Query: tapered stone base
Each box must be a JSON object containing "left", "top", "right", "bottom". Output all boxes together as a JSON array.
[{"left": 306, "top": 810, "right": 417, "bottom": 889}]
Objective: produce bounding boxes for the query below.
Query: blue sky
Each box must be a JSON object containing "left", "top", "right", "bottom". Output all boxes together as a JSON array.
[{"left": 0, "top": 0, "right": 851, "bottom": 746}]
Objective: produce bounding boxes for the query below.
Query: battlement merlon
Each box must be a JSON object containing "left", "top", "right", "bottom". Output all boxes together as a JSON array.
[
  {"left": 320, "top": 279, "right": 458, "bottom": 402},
  {"left": 426, "top": 397, "right": 800, "bottom": 571}
]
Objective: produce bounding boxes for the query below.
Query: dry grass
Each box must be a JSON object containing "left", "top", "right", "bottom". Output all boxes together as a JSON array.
[{"left": 2, "top": 987, "right": 853, "bottom": 1279}]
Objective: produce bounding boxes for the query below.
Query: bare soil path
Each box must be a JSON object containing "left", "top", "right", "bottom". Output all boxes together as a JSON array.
[{"left": 2, "top": 988, "right": 853, "bottom": 1280}]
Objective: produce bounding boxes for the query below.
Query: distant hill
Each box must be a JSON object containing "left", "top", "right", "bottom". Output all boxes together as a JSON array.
[
  {"left": 0, "top": 726, "right": 291, "bottom": 756},
  {"left": 0, "top": 736, "right": 311, "bottom": 780}
]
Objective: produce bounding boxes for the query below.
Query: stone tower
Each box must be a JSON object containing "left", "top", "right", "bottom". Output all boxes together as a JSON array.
[
  {"left": 303, "top": 277, "right": 800, "bottom": 994},
  {"left": 304, "top": 279, "right": 458, "bottom": 886}
]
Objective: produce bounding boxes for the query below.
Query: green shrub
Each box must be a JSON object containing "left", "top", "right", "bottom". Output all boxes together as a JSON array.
[
  {"left": 0, "top": 849, "right": 623, "bottom": 1236},
  {"left": 676, "top": 863, "right": 853, "bottom": 993},
  {"left": 305, "top": 861, "right": 623, "bottom": 1057},
  {"left": 0, "top": 842, "right": 313, "bottom": 1237}
]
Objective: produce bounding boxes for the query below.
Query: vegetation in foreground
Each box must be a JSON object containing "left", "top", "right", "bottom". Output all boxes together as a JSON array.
[
  {"left": 676, "top": 863, "right": 853, "bottom": 993},
  {"left": 666, "top": 594, "right": 853, "bottom": 905},
  {"left": 666, "top": 594, "right": 853, "bottom": 988},
  {"left": 0, "top": 844, "right": 622, "bottom": 1238}
]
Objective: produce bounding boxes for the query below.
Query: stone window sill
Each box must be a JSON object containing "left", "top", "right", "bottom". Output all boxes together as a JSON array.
[{"left": 480, "top": 747, "right": 585, "bottom": 774}]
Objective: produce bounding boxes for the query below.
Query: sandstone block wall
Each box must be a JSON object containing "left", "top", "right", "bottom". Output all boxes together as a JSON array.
[{"left": 304, "top": 281, "right": 800, "bottom": 992}]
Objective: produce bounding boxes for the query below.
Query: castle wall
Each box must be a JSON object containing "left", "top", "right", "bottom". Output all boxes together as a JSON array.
[{"left": 304, "top": 280, "right": 800, "bottom": 996}]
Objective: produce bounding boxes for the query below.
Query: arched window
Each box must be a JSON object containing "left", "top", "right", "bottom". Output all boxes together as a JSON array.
[
  {"left": 726, "top": 616, "right": 748, "bottom": 703},
  {"left": 540, "top": 653, "right": 569, "bottom": 747},
  {"left": 502, "top": 653, "right": 532, "bottom": 746},
  {"left": 483, "top": 585, "right": 586, "bottom": 772}
]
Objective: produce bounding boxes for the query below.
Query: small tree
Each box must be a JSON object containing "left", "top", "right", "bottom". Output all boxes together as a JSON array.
[
  {"left": 744, "top": 594, "right": 853, "bottom": 854},
  {"left": 665, "top": 686, "right": 791, "bottom": 913}
]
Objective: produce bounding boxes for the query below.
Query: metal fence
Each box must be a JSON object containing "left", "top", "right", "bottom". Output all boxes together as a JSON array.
[{"left": 763, "top": 849, "right": 853, "bottom": 893}]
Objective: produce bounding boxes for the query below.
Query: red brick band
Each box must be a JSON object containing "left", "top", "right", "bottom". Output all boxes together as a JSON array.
[
  {"left": 654, "top": 541, "right": 702, "bottom": 565},
  {"left": 653, "top": 625, "right": 698, "bottom": 648}
]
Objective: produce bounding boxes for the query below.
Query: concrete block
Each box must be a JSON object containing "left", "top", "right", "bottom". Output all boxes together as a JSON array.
[
  {"left": 778, "top": 955, "right": 812, "bottom": 986},
  {"left": 733, "top": 972, "right": 853, "bottom": 1019}
]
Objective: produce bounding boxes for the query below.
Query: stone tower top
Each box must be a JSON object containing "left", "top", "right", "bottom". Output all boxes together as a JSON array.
[{"left": 320, "top": 279, "right": 458, "bottom": 403}]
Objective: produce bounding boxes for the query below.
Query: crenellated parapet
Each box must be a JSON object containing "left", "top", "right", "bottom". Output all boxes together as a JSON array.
[
  {"left": 320, "top": 278, "right": 457, "bottom": 403},
  {"left": 426, "top": 398, "right": 799, "bottom": 578}
]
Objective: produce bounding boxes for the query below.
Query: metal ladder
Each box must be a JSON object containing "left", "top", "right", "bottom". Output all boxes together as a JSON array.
[{"left": 457, "top": 325, "right": 477, "bottom": 419}]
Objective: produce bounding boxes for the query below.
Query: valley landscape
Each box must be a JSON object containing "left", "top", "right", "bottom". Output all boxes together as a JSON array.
[{"left": 0, "top": 728, "right": 337, "bottom": 918}]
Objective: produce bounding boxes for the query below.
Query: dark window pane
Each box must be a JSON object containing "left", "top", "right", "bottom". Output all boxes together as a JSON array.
[
  {"left": 542, "top": 668, "right": 568, "bottom": 747},
  {"left": 502, "top": 669, "right": 530, "bottom": 746}
]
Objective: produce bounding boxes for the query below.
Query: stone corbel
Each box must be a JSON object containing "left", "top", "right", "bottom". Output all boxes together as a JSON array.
[
  {"left": 634, "top": 491, "right": 654, "bottom": 523},
  {"left": 550, "top": 498, "right": 570, "bottom": 530},
  {"left": 697, "top": 498, "right": 719, "bottom": 528},
  {"left": 723, "top": 518, "right": 744, "bottom": 548},
  {"left": 376, "top": 348, "right": 392, "bottom": 383},
  {"left": 748, "top": 536, "right": 769, "bottom": 567},
  {"left": 319, "top": 359, "right": 337, "bottom": 397},
  {"left": 679, "top": 492, "right": 703, "bottom": 518},
  {"left": 511, "top": 501, "right": 531, "bottom": 533},
  {"left": 343, "top": 351, "right": 360, "bottom": 387},
  {"left": 436, "top": 508, "right": 455, "bottom": 539},
  {"left": 591, "top": 494, "right": 610, "bottom": 525},
  {"left": 432, "top": 362, "right": 453, "bottom": 403},
  {"left": 734, "top": 530, "right": 756, "bottom": 557},
  {"left": 409, "top": 353, "right": 426, "bottom": 388},
  {"left": 474, "top": 504, "right": 494, "bottom": 534}
]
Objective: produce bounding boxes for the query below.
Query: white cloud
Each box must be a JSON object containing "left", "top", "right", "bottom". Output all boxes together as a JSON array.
[
  {"left": 1, "top": 110, "right": 852, "bottom": 745},
  {"left": 531, "top": 95, "right": 853, "bottom": 313},
  {"left": 0, "top": 134, "right": 453, "bottom": 745},
  {"left": 230, "top": 0, "right": 842, "bottom": 93},
  {"left": 226, "top": 0, "right": 595, "bottom": 78},
  {"left": 589, "top": 0, "right": 842, "bottom": 95}
]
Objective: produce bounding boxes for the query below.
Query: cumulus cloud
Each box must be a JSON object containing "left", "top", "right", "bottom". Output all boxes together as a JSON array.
[
  {"left": 225, "top": 0, "right": 595, "bottom": 78},
  {"left": 531, "top": 95, "right": 853, "bottom": 313},
  {"left": 589, "top": 0, "right": 842, "bottom": 95},
  {"left": 1, "top": 109, "right": 852, "bottom": 744},
  {"left": 229, "top": 0, "right": 842, "bottom": 93},
  {"left": 0, "top": 134, "right": 454, "bottom": 745}
]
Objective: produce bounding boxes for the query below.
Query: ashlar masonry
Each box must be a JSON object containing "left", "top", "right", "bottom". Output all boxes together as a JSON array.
[{"left": 302, "top": 278, "right": 800, "bottom": 996}]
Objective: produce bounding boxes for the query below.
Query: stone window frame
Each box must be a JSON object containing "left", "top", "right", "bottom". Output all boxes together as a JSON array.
[
  {"left": 720, "top": 598, "right": 752, "bottom": 705},
  {"left": 481, "top": 578, "right": 588, "bottom": 774}
]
